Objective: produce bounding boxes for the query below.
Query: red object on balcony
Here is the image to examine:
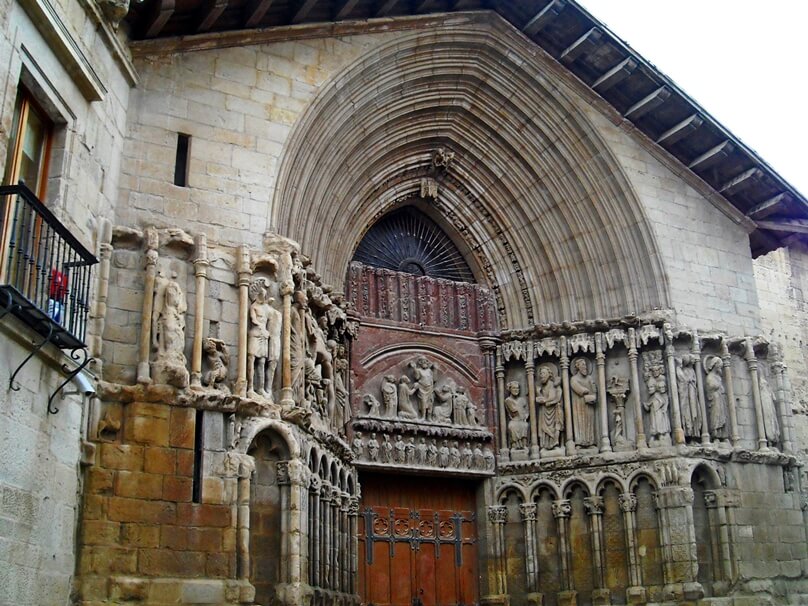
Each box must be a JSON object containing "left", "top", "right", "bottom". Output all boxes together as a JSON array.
[{"left": 49, "top": 269, "right": 67, "bottom": 300}]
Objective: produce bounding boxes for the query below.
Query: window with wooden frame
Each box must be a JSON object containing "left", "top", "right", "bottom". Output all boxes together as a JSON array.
[{"left": 3, "top": 87, "right": 53, "bottom": 197}]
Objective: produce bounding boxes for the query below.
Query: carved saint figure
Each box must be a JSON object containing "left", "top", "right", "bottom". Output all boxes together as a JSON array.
[
  {"left": 535, "top": 364, "right": 563, "bottom": 450},
  {"left": 410, "top": 357, "right": 436, "bottom": 419},
  {"left": 759, "top": 372, "right": 781, "bottom": 445},
  {"left": 473, "top": 445, "right": 485, "bottom": 470},
  {"left": 415, "top": 438, "right": 427, "bottom": 464},
  {"left": 426, "top": 440, "right": 439, "bottom": 466},
  {"left": 464, "top": 390, "right": 481, "bottom": 426},
  {"left": 397, "top": 376, "right": 419, "bottom": 420},
  {"left": 405, "top": 437, "right": 416, "bottom": 464},
  {"left": 438, "top": 440, "right": 451, "bottom": 468},
  {"left": 394, "top": 435, "right": 406, "bottom": 463},
  {"left": 643, "top": 356, "right": 671, "bottom": 440},
  {"left": 462, "top": 442, "right": 473, "bottom": 468},
  {"left": 352, "top": 431, "right": 364, "bottom": 457},
  {"left": 332, "top": 357, "right": 350, "bottom": 434},
  {"left": 247, "top": 279, "right": 282, "bottom": 399},
  {"left": 381, "top": 434, "right": 394, "bottom": 463},
  {"left": 453, "top": 387, "right": 469, "bottom": 425},
  {"left": 202, "top": 338, "right": 229, "bottom": 392},
  {"left": 483, "top": 448, "right": 496, "bottom": 470},
  {"left": 151, "top": 272, "right": 189, "bottom": 387},
  {"left": 570, "top": 358, "right": 597, "bottom": 447},
  {"left": 367, "top": 433, "right": 379, "bottom": 461},
  {"left": 504, "top": 381, "right": 529, "bottom": 449},
  {"left": 381, "top": 375, "right": 399, "bottom": 418},
  {"left": 676, "top": 354, "right": 702, "bottom": 439},
  {"left": 449, "top": 442, "right": 461, "bottom": 468},
  {"left": 363, "top": 393, "right": 381, "bottom": 417},
  {"left": 703, "top": 356, "right": 728, "bottom": 439}
]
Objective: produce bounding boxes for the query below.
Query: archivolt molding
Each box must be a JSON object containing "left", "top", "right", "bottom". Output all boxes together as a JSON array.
[{"left": 271, "top": 22, "right": 670, "bottom": 328}]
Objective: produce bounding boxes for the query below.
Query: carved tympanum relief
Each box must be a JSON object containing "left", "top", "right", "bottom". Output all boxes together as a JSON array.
[{"left": 360, "top": 356, "right": 483, "bottom": 428}]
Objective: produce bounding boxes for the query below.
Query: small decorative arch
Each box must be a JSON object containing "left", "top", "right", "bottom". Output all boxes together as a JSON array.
[
  {"left": 496, "top": 483, "right": 528, "bottom": 505},
  {"left": 595, "top": 474, "right": 627, "bottom": 496},
  {"left": 529, "top": 480, "right": 560, "bottom": 502},
  {"left": 238, "top": 419, "right": 299, "bottom": 458},
  {"left": 628, "top": 471, "right": 660, "bottom": 493},
  {"left": 562, "top": 479, "right": 592, "bottom": 500}
]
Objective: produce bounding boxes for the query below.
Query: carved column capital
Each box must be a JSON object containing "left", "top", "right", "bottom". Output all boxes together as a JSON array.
[
  {"left": 552, "top": 499, "right": 572, "bottom": 519},
  {"left": 309, "top": 476, "right": 321, "bottom": 493},
  {"left": 703, "top": 491, "right": 719, "bottom": 509},
  {"left": 584, "top": 495, "right": 605, "bottom": 515},
  {"left": 487, "top": 505, "right": 508, "bottom": 524},
  {"left": 330, "top": 487, "right": 342, "bottom": 504},
  {"left": 348, "top": 496, "right": 360, "bottom": 516},
  {"left": 618, "top": 492, "right": 637, "bottom": 513},
  {"left": 276, "top": 461, "right": 290, "bottom": 485},
  {"left": 519, "top": 503, "right": 537, "bottom": 522}
]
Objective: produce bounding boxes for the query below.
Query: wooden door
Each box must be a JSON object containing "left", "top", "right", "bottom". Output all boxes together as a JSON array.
[{"left": 358, "top": 473, "right": 479, "bottom": 606}]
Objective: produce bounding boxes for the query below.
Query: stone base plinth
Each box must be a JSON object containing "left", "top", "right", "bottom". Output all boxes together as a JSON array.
[{"left": 558, "top": 590, "right": 578, "bottom": 606}]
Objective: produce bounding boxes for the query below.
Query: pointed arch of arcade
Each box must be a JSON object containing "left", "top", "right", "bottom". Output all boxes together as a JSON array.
[{"left": 271, "top": 21, "right": 670, "bottom": 329}]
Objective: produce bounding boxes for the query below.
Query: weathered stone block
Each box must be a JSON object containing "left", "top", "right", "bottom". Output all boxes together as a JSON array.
[
  {"left": 114, "top": 471, "right": 164, "bottom": 500},
  {"left": 108, "top": 575, "right": 149, "bottom": 601},
  {"left": 120, "top": 524, "right": 160, "bottom": 548},
  {"left": 81, "top": 520, "right": 121, "bottom": 546},
  {"left": 124, "top": 416, "right": 170, "bottom": 447},
  {"left": 170, "top": 407, "right": 196, "bottom": 449},
  {"left": 177, "top": 503, "right": 232, "bottom": 527},
  {"left": 177, "top": 450, "right": 195, "bottom": 476},
  {"left": 86, "top": 468, "right": 114, "bottom": 494},
  {"left": 108, "top": 497, "right": 176, "bottom": 524},
  {"left": 162, "top": 476, "right": 193, "bottom": 502},
  {"left": 181, "top": 579, "right": 226, "bottom": 603},
  {"left": 144, "top": 446, "right": 177, "bottom": 475},
  {"left": 100, "top": 443, "right": 144, "bottom": 471},
  {"left": 139, "top": 548, "right": 206, "bottom": 576}
]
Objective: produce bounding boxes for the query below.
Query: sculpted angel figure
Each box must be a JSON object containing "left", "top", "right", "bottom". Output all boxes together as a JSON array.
[
  {"left": 703, "top": 356, "right": 728, "bottom": 439},
  {"left": 410, "top": 356, "right": 436, "bottom": 419},
  {"left": 570, "top": 358, "right": 597, "bottom": 447},
  {"left": 504, "top": 381, "right": 529, "bottom": 449},
  {"left": 535, "top": 364, "right": 563, "bottom": 450},
  {"left": 247, "top": 278, "right": 282, "bottom": 399},
  {"left": 676, "top": 354, "right": 702, "bottom": 439},
  {"left": 643, "top": 357, "right": 670, "bottom": 440}
]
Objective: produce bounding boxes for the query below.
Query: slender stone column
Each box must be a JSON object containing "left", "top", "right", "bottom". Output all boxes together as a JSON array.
[
  {"left": 340, "top": 493, "right": 350, "bottom": 594},
  {"left": 496, "top": 348, "right": 509, "bottom": 461},
  {"left": 553, "top": 499, "right": 575, "bottom": 605},
  {"left": 321, "top": 483, "right": 332, "bottom": 589},
  {"left": 190, "top": 234, "right": 209, "bottom": 389},
  {"left": 744, "top": 339, "right": 768, "bottom": 450},
  {"left": 330, "top": 487, "right": 341, "bottom": 590},
  {"left": 627, "top": 328, "right": 647, "bottom": 449},
  {"left": 136, "top": 228, "right": 158, "bottom": 384},
  {"left": 619, "top": 492, "right": 646, "bottom": 604},
  {"left": 663, "top": 324, "right": 685, "bottom": 445},
  {"left": 703, "top": 491, "right": 731, "bottom": 592},
  {"left": 526, "top": 352, "right": 540, "bottom": 459},
  {"left": 771, "top": 355, "right": 794, "bottom": 453},
  {"left": 720, "top": 339, "right": 740, "bottom": 446},
  {"left": 519, "top": 503, "right": 539, "bottom": 596},
  {"left": 309, "top": 477, "right": 321, "bottom": 587},
  {"left": 348, "top": 496, "right": 360, "bottom": 595},
  {"left": 584, "top": 496, "right": 609, "bottom": 605},
  {"left": 235, "top": 246, "right": 251, "bottom": 397},
  {"left": 280, "top": 279, "right": 295, "bottom": 406},
  {"left": 595, "top": 334, "right": 611, "bottom": 452},
  {"left": 89, "top": 219, "right": 112, "bottom": 377},
  {"left": 277, "top": 462, "right": 291, "bottom": 583},
  {"left": 237, "top": 457, "right": 256, "bottom": 580},
  {"left": 691, "top": 331, "right": 711, "bottom": 445},
  {"left": 560, "top": 337, "right": 576, "bottom": 456},
  {"left": 487, "top": 505, "right": 508, "bottom": 598}
]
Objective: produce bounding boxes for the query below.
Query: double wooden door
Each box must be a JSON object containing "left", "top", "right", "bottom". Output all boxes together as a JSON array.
[{"left": 358, "top": 473, "right": 479, "bottom": 606}]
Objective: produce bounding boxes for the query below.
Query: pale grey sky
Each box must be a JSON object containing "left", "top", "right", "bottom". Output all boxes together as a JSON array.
[{"left": 580, "top": 0, "right": 808, "bottom": 197}]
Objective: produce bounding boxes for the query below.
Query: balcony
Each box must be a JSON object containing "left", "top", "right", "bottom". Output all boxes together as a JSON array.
[{"left": 0, "top": 183, "right": 97, "bottom": 350}]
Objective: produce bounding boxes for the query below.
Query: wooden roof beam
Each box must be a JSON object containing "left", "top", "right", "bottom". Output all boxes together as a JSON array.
[
  {"left": 523, "top": 0, "right": 566, "bottom": 37},
  {"left": 624, "top": 86, "right": 670, "bottom": 120},
  {"left": 747, "top": 192, "right": 788, "bottom": 220},
  {"left": 688, "top": 140, "right": 735, "bottom": 172},
  {"left": 656, "top": 114, "right": 703, "bottom": 146},
  {"left": 244, "top": 0, "right": 275, "bottom": 27},
  {"left": 143, "top": 0, "right": 175, "bottom": 37},
  {"left": 592, "top": 56, "right": 637, "bottom": 92},
  {"left": 292, "top": 0, "right": 319, "bottom": 23},
  {"left": 756, "top": 218, "right": 808, "bottom": 235},
  {"left": 376, "top": 0, "right": 399, "bottom": 17},
  {"left": 719, "top": 167, "right": 763, "bottom": 197},
  {"left": 559, "top": 27, "right": 602, "bottom": 63},
  {"left": 197, "top": 0, "right": 228, "bottom": 32}
]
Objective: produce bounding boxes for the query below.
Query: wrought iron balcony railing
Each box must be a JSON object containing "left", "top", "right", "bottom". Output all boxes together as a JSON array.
[{"left": 0, "top": 183, "right": 97, "bottom": 349}]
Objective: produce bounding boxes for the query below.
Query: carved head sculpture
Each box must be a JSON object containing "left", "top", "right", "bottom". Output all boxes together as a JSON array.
[
  {"left": 249, "top": 277, "right": 270, "bottom": 303},
  {"left": 538, "top": 366, "right": 550, "bottom": 383},
  {"left": 506, "top": 381, "right": 520, "bottom": 396},
  {"left": 415, "top": 356, "right": 432, "bottom": 370},
  {"left": 165, "top": 280, "right": 182, "bottom": 306},
  {"left": 202, "top": 338, "right": 216, "bottom": 354},
  {"left": 399, "top": 376, "right": 410, "bottom": 385},
  {"left": 704, "top": 355, "right": 722, "bottom": 374},
  {"left": 573, "top": 357, "right": 589, "bottom": 376},
  {"left": 384, "top": 374, "right": 396, "bottom": 383}
]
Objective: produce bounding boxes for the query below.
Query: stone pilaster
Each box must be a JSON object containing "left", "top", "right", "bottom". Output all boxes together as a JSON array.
[
  {"left": 136, "top": 228, "right": 158, "bottom": 384},
  {"left": 663, "top": 323, "right": 685, "bottom": 445},
  {"left": 627, "top": 328, "right": 647, "bottom": 450},
  {"left": 595, "top": 333, "right": 611, "bottom": 452},
  {"left": 654, "top": 486, "right": 703, "bottom": 602},
  {"left": 720, "top": 339, "right": 740, "bottom": 446},
  {"left": 584, "top": 495, "right": 609, "bottom": 605},
  {"left": 526, "top": 352, "right": 540, "bottom": 458},
  {"left": 560, "top": 337, "right": 576, "bottom": 456},
  {"left": 190, "top": 233, "right": 209, "bottom": 388},
  {"left": 520, "top": 502, "right": 540, "bottom": 600},
  {"left": 495, "top": 348, "right": 509, "bottom": 462},
  {"left": 618, "top": 492, "right": 646, "bottom": 605},
  {"left": 744, "top": 338, "right": 768, "bottom": 450},
  {"left": 487, "top": 505, "right": 508, "bottom": 600},
  {"left": 552, "top": 499, "right": 575, "bottom": 605},
  {"left": 235, "top": 246, "right": 251, "bottom": 397}
]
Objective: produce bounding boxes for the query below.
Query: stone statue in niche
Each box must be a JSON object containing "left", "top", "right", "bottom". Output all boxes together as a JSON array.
[
  {"left": 473, "top": 445, "right": 485, "bottom": 469},
  {"left": 416, "top": 438, "right": 427, "bottom": 464},
  {"left": 483, "top": 447, "right": 496, "bottom": 471},
  {"left": 427, "top": 440, "right": 438, "bottom": 466},
  {"left": 449, "top": 442, "right": 461, "bottom": 468},
  {"left": 642, "top": 351, "right": 671, "bottom": 443},
  {"left": 462, "top": 442, "right": 473, "bottom": 468},
  {"left": 247, "top": 278, "right": 282, "bottom": 400},
  {"left": 394, "top": 435, "right": 406, "bottom": 463},
  {"left": 463, "top": 390, "right": 482, "bottom": 425},
  {"left": 676, "top": 354, "right": 702, "bottom": 440},
  {"left": 607, "top": 375, "right": 631, "bottom": 450},
  {"left": 410, "top": 356, "right": 436, "bottom": 419},
  {"left": 438, "top": 440, "right": 450, "bottom": 468},
  {"left": 152, "top": 271, "right": 189, "bottom": 388},
  {"left": 397, "top": 376, "right": 419, "bottom": 420},
  {"left": 759, "top": 371, "right": 780, "bottom": 445},
  {"left": 381, "top": 375, "right": 399, "bottom": 417},
  {"left": 332, "top": 357, "right": 350, "bottom": 434},
  {"left": 535, "top": 363, "right": 563, "bottom": 450},
  {"left": 570, "top": 357, "right": 597, "bottom": 448},
  {"left": 504, "top": 381, "right": 529, "bottom": 449},
  {"left": 381, "top": 434, "right": 394, "bottom": 463},
  {"left": 703, "top": 356, "right": 729, "bottom": 440},
  {"left": 405, "top": 437, "right": 416, "bottom": 464},
  {"left": 289, "top": 290, "right": 308, "bottom": 402},
  {"left": 202, "top": 338, "right": 230, "bottom": 392}
]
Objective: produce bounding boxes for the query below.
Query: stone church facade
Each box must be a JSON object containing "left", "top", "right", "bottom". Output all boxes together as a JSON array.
[{"left": 0, "top": 1, "right": 807, "bottom": 605}]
